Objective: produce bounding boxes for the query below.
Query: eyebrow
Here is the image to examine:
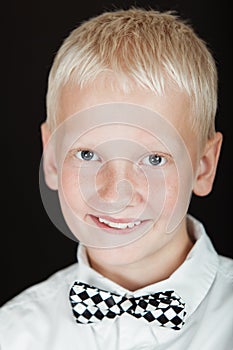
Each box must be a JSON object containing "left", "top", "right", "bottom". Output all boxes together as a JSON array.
[{"left": 69, "top": 140, "right": 172, "bottom": 155}]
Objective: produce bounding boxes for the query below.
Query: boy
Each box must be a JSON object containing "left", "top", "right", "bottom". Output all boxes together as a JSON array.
[{"left": 1, "top": 7, "right": 232, "bottom": 350}]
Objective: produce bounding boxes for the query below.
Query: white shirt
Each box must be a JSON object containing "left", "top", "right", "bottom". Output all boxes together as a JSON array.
[{"left": 0, "top": 216, "right": 233, "bottom": 350}]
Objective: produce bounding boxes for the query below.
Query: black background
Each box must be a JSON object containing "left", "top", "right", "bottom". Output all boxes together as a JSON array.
[{"left": 2, "top": 0, "right": 232, "bottom": 306}]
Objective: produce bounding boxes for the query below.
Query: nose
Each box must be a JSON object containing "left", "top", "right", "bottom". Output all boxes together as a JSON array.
[{"left": 96, "top": 159, "right": 146, "bottom": 206}]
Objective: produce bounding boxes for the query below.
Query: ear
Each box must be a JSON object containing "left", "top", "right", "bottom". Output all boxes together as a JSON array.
[
  {"left": 193, "top": 132, "right": 223, "bottom": 196},
  {"left": 40, "top": 122, "right": 58, "bottom": 190}
]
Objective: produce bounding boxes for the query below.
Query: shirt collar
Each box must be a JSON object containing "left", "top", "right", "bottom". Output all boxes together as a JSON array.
[{"left": 75, "top": 215, "right": 219, "bottom": 320}]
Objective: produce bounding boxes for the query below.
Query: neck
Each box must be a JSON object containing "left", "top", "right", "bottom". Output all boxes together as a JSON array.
[{"left": 86, "top": 221, "right": 194, "bottom": 291}]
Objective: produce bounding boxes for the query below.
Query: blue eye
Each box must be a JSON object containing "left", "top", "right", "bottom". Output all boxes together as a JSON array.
[
  {"left": 75, "top": 150, "right": 100, "bottom": 161},
  {"left": 142, "top": 154, "right": 167, "bottom": 166}
]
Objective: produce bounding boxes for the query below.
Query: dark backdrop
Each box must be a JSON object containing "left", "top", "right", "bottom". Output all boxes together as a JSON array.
[{"left": 1, "top": 0, "right": 232, "bottom": 306}]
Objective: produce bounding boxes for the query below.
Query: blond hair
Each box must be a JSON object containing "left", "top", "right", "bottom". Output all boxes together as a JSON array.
[{"left": 46, "top": 8, "right": 217, "bottom": 141}]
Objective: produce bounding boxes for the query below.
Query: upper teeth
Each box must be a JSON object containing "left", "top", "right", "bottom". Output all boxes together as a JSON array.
[{"left": 98, "top": 217, "right": 141, "bottom": 229}]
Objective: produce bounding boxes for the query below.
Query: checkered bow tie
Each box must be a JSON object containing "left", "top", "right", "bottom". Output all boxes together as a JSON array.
[{"left": 69, "top": 281, "right": 186, "bottom": 330}]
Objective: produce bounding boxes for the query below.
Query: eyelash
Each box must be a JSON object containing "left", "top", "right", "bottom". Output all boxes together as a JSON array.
[
  {"left": 73, "top": 149, "right": 100, "bottom": 161},
  {"left": 72, "top": 148, "right": 169, "bottom": 167},
  {"left": 141, "top": 154, "right": 168, "bottom": 167}
]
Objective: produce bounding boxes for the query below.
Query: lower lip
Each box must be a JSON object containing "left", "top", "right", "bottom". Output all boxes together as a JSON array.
[{"left": 89, "top": 215, "right": 146, "bottom": 234}]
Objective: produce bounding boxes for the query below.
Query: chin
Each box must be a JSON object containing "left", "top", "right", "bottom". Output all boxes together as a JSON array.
[
  {"left": 86, "top": 235, "right": 159, "bottom": 267},
  {"left": 85, "top": 219, "right": 177, "bottom": 267},
  {"left": 87, "top": 248, "right": 143, "bottom": 267}
]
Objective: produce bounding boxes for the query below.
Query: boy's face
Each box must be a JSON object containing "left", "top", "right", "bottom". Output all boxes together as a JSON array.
[{"left": 41, "top": 77, "right": 222, "bottom": 266}]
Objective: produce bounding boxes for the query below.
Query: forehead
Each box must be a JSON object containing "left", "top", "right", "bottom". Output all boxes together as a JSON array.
[
  {"left": 68, "top": 124, "right": 172, "bottom": 157},
  {"left": 58, "top": 78, "right": 197, "bottom": 152}
]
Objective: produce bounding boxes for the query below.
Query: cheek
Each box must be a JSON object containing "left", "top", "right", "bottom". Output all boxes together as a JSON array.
[
  {"left": 59, "top": 164, "right": 85, "bottom": 211},
  {"left": 162, "top": 173, "right": 180, "bottom": 215},
  {"left": 161, "top": 168, "right": 193, "bottom": 232},
  {"left": 144, "top": 173, "right": 181, "bottom": 234},
  {"left": 146, "top": 168, "right": 179, "bottom": 213}
]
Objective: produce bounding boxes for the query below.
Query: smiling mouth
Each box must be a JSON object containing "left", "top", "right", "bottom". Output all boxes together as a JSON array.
[
  {"left": 89, "top": 215, "right": 145, "bottom": 232},
  {"left": 98, "top": 216, "right": 141, "bottom": 229}
]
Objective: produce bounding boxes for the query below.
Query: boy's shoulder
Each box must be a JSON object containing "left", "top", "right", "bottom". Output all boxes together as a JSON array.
[
  {"left": 209, "top": 253, "right": 233, "bottom": 309},
  {"left": 217, "top": 254, "right": 233, "bottom": 282},
  {"left": 0, "top": 262, "right": 82, "bottom": 349},
  {"left": 0, "top": 262, "right": 78, "bottom": 328}
]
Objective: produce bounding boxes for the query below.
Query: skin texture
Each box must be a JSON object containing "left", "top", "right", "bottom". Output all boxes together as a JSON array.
[{"left": 41, "top": 77, "right": 222, "bottom": 291}]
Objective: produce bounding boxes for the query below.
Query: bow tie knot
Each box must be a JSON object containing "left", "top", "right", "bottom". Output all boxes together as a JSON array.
[{"left": 69, "top": 281, "right": 186, "bottom": 330}]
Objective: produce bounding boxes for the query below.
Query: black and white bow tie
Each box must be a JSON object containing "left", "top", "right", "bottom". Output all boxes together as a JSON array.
[{"left": 69, "top": 281, "right": 186, "bottom": 330}]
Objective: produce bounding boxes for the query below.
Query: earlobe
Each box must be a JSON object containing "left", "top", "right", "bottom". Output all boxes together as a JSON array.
[
  {"left": 193, "top": 132, "right": 223, "bottom": 197},
  {"left": 40, "top": 122, "right": 58, "bottom": 190}
]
